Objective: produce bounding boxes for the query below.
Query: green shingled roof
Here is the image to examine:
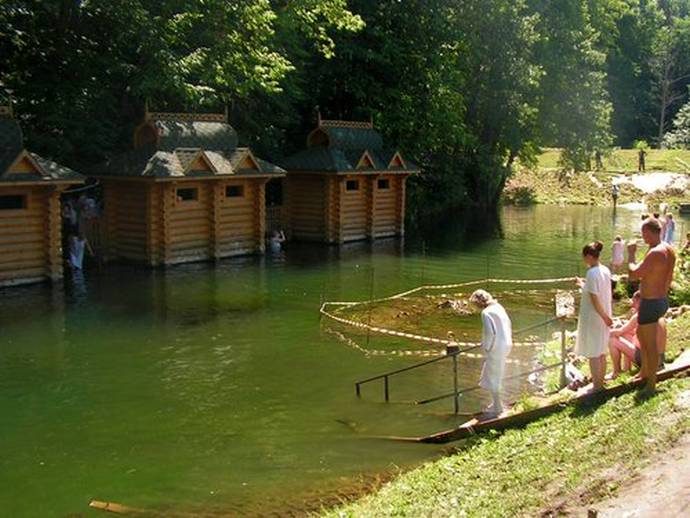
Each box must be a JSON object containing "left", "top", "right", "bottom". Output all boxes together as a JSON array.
[
  {"left": 282, "top": 123, "right": 418, "bottom": 174},
  {"left": 0, "top": 115, "right": 83, "bottom": 183},
  {"left": 155, "top": 120, "right": 238, "bottom": 154},
  {"left": 97, "top": 145, "right": 284, "bottom": 179},
  {"left": 96, "top": 114, "right": 283, "bottom": 179},
  {"left": 322, "top": 127, "right": 383, "bottom": 150}
]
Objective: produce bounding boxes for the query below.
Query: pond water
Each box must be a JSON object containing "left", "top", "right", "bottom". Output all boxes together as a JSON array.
[{"left": 0, "top": 205, "right": 686, "bottom": 516}]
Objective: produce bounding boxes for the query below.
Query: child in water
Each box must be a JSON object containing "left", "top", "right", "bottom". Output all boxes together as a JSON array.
[{"left": 611, "top": 236, "right": 625, "bottom": 274}]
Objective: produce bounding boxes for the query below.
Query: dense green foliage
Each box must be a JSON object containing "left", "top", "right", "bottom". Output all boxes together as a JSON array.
[
  {"left": 2, "top": 1, "right": 690, "bottom": 215},
  {"left": 664, "top": 100, "right": 690, "bottom": 148}
]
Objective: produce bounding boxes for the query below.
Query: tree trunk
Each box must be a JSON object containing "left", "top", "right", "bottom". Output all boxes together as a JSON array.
[{"left": 658, "top": 61, "right": 672, "bottom": 145}]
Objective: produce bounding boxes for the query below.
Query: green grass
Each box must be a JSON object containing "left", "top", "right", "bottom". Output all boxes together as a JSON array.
[
  {"left": 326, "top": 378, "right": 690, "bottom": 517},
  {"left": 537, "top": 147, "right": 690, "bottom": 173},
  {"left": 325, "top": 314, "right": 690, "bottom": 518}
]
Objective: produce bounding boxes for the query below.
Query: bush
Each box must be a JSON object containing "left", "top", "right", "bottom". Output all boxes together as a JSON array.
[
  {"left": 502, "top": 178, "right": 537, "bottom": 205},
  {"left": 669, "top": 252, "right": 690, "bottom": 306}
]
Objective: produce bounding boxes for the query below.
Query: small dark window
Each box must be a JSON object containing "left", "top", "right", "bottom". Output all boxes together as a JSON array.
[
  {"left": 226, "top": 185, "right": 244, "bottom": 198},
  {"left": 377, "top": 178, "right": 390, "bottom": 190},
  {"left": 346, "top": 180, "right": 359, "bottom": 192},
  {"left": 0, "top": 195, "right": 27, "bottom": 210},
  {"left": 177, "top": 188, "right": 198, "bottom": 201}
]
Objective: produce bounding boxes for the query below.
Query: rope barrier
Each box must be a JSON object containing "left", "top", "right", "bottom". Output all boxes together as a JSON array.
[{"left": 323, "top": 327, "right": 533, "bottom": 366}]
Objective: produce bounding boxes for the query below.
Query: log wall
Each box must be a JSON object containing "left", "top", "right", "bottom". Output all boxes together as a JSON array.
[
  {"left": 101, "top": 178, "right": 267, "bottom": 266},
  {"left": 287, "top": 175, "right": 328, "bottom": 242},
  {"left": 373, "top": 175, "right": 402, "bottom": 238},
  {"left": 340, "top": 175, "right": 369, "bottom": 242},
  {"left": 0, "top": 186, "right": 63, "bottom": 286},
  {"left": 101, "top": 180, "right": 151, "bottom": 263},
  {"left": 285, "top": 173, "right": 409, "bottom": 244}
]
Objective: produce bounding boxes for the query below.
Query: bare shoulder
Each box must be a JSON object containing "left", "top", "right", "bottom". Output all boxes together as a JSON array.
[
  {"left": 645, "top": 247, "right": 666, "bottom": 261},
  {"left": 666, "top": 244, "right": 677, "bottom": 259}
]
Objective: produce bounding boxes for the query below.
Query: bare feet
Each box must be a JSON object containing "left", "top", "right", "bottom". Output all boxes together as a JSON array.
[{"left": 481, "top": 404, "right": 504, "bottom": 418}]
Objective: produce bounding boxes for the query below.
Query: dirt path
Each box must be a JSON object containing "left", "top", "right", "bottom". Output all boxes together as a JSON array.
[{"left": 591, "top": 426, "right": 690, "bottom": 517}]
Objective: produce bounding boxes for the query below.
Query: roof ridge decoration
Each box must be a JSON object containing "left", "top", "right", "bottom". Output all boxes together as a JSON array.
[
  {"left": 146, "top": 112, "right": 227, "bottom": 123},
  {"left": 319, "top": 119, "right": 374, "bottom": 129}
]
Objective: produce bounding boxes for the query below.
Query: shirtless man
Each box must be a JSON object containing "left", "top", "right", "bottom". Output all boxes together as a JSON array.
[{"left": 627, "top": 218, "right": 676, "bottom": 391}]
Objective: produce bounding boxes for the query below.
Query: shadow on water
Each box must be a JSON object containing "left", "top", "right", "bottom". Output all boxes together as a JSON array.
[{"left": 407, "top": 208, "right": 504, "bottom": 254}]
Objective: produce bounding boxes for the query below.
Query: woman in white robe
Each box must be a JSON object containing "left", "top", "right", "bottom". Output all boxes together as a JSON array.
[
  {"left": 470, "top": 290, "right": 513, "bottom": 416},
  {"left": 575, "top": 241, "right": 613, "bottom": 392}
]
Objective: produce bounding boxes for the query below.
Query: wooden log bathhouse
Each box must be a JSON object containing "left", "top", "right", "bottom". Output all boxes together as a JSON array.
[
  {"left": 92, "top": 111, "right": 285, "bottom": 266},
  {"left": 280, "top": 118, "right": 418, "bottom": 243},
  {"left": 0, "top": 105, "right": 84, "bottom": 287}
]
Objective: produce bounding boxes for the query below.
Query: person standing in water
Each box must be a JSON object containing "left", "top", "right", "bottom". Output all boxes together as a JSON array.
[
  {"left": 575, "top": 241, "right": 613, "bottom": 392},
  {"left": 627, "top": 218, "right": 676, "bottom": 392},
  {"left": 611, "top": 183, "right": 619, "bottom": 209},
  {"left": 664, "top": 213, "right": 675, "bottom": 244},
  {"left": 469, "top": 289, "right": 513, "bottom": 417},
  {"left": 611, "top": 236, "right": 625, "bottom": 274},
  {"left": 68, "top": 231, "right": 94, "bottom": 271}
]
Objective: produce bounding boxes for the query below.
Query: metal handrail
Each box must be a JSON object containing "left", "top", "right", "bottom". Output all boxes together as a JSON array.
[
  {"left": 355, "top": 344, "right": 480, "bottom": 388},
  {"left": 414, "top": 361, "right": 564, "bottom": 405},
  {"left": 353, "top": 315, "right": 568, "bottom": 413}
]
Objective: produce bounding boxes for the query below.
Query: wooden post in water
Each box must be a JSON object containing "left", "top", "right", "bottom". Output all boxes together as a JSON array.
[{"left": 447, "top": 342, "right": 460, "bottom": 414}]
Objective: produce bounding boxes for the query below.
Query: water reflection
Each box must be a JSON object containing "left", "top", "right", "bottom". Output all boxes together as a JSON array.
[{"left": 1, "top": 204, "right": 689, "bottom": 517}]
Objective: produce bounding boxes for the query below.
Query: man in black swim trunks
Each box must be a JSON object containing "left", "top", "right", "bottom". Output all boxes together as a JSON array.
[{"left": 627, "top": 218, "right": 676, "bottom": 391}]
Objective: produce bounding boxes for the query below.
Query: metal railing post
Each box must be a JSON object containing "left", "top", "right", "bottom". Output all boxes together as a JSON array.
[
  {"left": 384, "top": 376, "right": 390, "bottom": 402},
  {"left": 356, "top": 382, "right": 361, "bottom": 397},
  {"left": 452, "top": 352, "right": 459, "bottom": 414}
]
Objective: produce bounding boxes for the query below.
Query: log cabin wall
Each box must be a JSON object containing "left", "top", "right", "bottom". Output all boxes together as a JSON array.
[
  {"left": 0, "top": 186, "right": 62, "bottom": 286},
  {"left": 372, "top": 174, "right": 403, "bottom": 238},
  {"left": 216, "top": 179, "right": 265, "bottom": 257},
  {"left": 167, "top": 181, "right": 213, "bottom": 264},
  {"left": 340, "top": 175, "right": 369, "bottom": 242},
  {"left": 101, "top": 180, "right": 151, "bottom": 264},
  {"left": 287, "top": 174, "right": 328, "bottom": 242},
  {"left": 102, "top": 178, "right": 268, "bottom": 266}
]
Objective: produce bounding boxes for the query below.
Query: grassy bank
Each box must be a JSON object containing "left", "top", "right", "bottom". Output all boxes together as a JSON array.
[
  {"left": 537, "top": 147, "right": 690, "bottom": 173},
  {"left": 504, "top": 167, "right": 644, "bottom": 206},
  {"left": 326, "top": 314, "right": 690, "bottom": 517},
  {"left": 504, "top": 148, "right": 690, "bottom": 207}
]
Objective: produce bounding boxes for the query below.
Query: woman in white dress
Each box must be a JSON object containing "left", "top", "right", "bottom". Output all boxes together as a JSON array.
[
  {"left": 469, "top": 289, "right": 513, "bottom": 416},
  {"left": 575, "top": 241, "right": 613, "bottom": 392}
]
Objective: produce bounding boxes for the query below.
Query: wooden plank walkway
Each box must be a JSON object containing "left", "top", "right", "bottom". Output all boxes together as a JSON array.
[{"left": 379, "top": 355, "right": 690, "bottom": 444}]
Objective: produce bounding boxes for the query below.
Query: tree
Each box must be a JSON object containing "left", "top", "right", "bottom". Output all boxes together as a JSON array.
[
  {"left": 528, "top": 0, "right": 613, "bottom": 171},
  {"left": 650, "top": 16, "right": 690, "bottom": 144},
  {"left": 602, "top": 0, "right": 661, "bottom": 146},
  {"left": 662, "top": 95, "right": 690, "bottom": 148},
  {"left": 0, "top": 0, "right": 362, "bottom": 166}
]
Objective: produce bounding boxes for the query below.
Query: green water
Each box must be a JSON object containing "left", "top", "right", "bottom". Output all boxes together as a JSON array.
[{"left": 0, "top": 205, "right": 685, "bottom": 516}]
